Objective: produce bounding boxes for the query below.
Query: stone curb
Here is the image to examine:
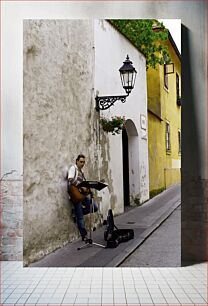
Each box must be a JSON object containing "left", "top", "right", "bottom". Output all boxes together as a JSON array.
[{"left": 106, "top": 200, "right": 181, "bottom": 267}]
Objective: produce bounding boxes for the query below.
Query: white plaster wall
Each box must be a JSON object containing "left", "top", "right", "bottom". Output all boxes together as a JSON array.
[
  {"left": 94, "top": 20, "right": 149, "bottom": 214},
  {"left": 128, "top": 132, "right": 140, "bottom": 203}
]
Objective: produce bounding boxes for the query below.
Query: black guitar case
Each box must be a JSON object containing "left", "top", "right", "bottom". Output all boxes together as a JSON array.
[{"left": 104, "top": 209, "right": 134, "bottom": 248}]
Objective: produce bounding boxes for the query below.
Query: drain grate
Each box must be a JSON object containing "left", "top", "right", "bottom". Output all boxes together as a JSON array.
[{"left": 127, "top": 221, "right": 135, "bottom": 224}]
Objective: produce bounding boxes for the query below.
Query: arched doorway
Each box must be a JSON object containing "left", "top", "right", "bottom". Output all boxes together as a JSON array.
[
  {"left": 122, "top": 128, "right": 130, "bottom": 206},
  {"left": 122, "top": 119, "right": 139, "bottom": 207}
]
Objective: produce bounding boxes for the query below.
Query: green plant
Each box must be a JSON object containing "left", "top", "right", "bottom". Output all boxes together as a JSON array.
[
  {"left": 109, "top": 19, "right": 171, "bottom": 69},
  {"left": 149, "top": 187, "right": 165, "bottom": 199},
  {"left": 100, "top": 116, "right": 126, "bottom": 135}
]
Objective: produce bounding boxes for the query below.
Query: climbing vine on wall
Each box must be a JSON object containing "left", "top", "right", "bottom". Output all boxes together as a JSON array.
[{"left": 109, "top": 19, "right": 171, "bottom": 69}]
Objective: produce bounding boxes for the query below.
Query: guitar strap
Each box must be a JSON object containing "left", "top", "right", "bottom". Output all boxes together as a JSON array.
[
  {"left": 82, "top": 170, "right": 86, "bottom": 182},
  {"left": 69, "top": 165, "right": 86, "bottom": 187}
]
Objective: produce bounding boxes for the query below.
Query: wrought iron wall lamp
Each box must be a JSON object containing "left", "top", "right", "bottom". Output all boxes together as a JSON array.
[{"left": 95, "top": 55, "right": 137, "bottom": 111}]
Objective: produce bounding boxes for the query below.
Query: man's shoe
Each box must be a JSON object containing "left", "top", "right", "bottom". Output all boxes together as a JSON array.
[{"left": 82, "top": 236, "right": 89, "bottom": 242}]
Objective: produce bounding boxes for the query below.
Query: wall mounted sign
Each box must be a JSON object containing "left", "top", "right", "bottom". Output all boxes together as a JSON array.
[
  {"left": 140, "top": 114, "right": 147, "bottom": 130},
  {"left": 141, "top": 129, "right": 147, "bottom": 140}
]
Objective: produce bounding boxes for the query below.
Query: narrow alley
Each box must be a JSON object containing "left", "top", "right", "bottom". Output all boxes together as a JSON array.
[{"left": 30, "top": 184, "right": 181, "bottom": 267}]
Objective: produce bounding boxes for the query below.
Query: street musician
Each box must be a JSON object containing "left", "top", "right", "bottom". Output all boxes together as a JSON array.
[{"left": 68, "top": 154, "right": 98, "bottom": 241}]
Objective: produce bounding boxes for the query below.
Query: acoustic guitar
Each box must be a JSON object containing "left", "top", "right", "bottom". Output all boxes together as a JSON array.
[{"left": 69, "top": 185, "right": 90, "bottom": 204}]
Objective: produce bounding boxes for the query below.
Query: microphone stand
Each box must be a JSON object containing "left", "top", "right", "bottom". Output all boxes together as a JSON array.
[{"left": 77, "top": 181, "right": 107, "bottom": 250}]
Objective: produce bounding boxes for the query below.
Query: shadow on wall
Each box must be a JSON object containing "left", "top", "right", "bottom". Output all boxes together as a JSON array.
[{"left": 181, "top": 25, "right": 207, "bottom": 264}]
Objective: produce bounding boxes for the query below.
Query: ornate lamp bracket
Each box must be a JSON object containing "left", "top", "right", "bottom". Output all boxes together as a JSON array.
[
  {"left": 95, "top": 55, "right": 136, "bottom": 112},
  {"left": 95, "top": 95, "right": 128, "bottom": 111}
]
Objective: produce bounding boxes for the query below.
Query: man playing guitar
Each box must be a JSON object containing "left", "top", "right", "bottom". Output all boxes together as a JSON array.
[{"left": 68, "top": 154, "right": 98, "bottom": 241}]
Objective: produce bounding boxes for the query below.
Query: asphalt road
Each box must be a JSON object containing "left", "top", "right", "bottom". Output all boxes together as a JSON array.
[{"left": 120, "top": 206, "right": 181, "bottom": 267}]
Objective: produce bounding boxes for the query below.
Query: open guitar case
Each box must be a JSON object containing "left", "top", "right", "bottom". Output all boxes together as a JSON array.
[{"left": 104, "top": 209, "right": 134, "bottom": 248}]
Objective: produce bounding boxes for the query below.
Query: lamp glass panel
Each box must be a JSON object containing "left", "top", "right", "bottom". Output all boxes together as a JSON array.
[
  {"left": 123, "top": 72, "right": 130, "bottom": 87},
  {"left": 129, "top": 71, "right": 133, "bottom": 86},
  {"left": 120, "top": 73, "right": 125, "bottom": 87},
  {"left": 132, "top": 71, "right": 137, "bottom": 87}
]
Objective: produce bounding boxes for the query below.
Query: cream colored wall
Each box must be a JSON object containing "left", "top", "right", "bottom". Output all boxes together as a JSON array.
[
  {"left": 147, "top": 66, "right": 162, "bottom": 119},
  {"left": 23, "top": 20, "right": 98, "bottom": 265},
  {"left": 161, "top": 40, "right": 181, "bottom": 188},
  {"left": 148, "top": 37, "right": 181, "bottom": 193},
  {"left": 148, "top": 112, "right": 165, "bottom": 191}
]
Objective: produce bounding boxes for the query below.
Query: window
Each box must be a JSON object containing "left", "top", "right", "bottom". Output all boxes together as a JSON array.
[
  {"left": 176, "top": 73, "right": 181, "bottom": 105},
  {"left": 178, "top": 130, "right": 181, "bottom": 153},
  {"left": 166, "top": 122, "right": 171, "bottom": 151},
  {"left": 164, "top": 65, "right": 168, "bottom": 89},
  {"left": 176, "top": 73, "right": 180, "bottom": 98}
]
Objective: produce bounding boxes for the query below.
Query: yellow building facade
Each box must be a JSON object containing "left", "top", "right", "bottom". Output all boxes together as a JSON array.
[{"left": 147, "top": 32, "right": 181, "bottom": 196}]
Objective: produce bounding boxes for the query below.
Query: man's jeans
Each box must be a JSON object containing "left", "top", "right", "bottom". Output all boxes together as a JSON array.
[{"left": 74, "top": 196, "right": 98, "bottom": 237}]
